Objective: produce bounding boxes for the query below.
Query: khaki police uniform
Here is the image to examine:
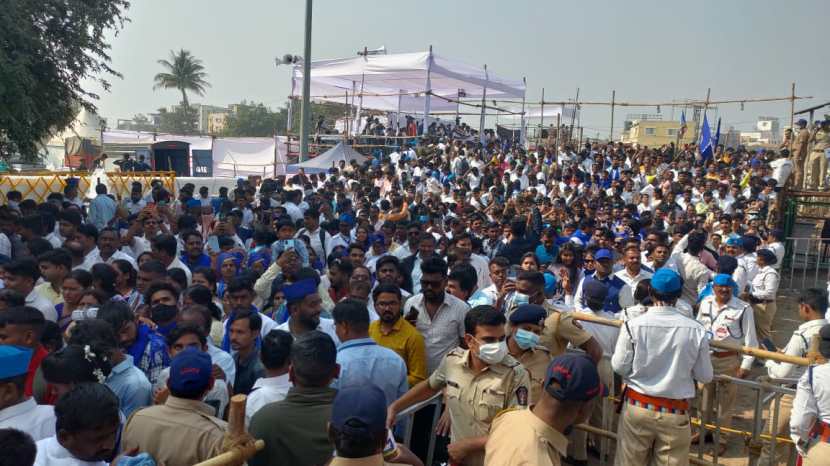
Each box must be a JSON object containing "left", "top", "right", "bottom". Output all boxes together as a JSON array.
[
  {"left": 539, "top": 303, "right": 593, "bottom": 357},
  {"left": 121, "top": 395, "right": 228, "bottom": 465},
  {"left": 791, "top": 361, "right": 830, "bottom": 466},
  {"left": 427, "top": 348, "right": 531, "bottom": 466},
  {"left": 329, "top": 454, "right": 407, "bottom": 466},
  {"left": 807, "top": 126, "right": 830, "bottom": 190},
  {"left": 516, "top": 345, "right": 553, "bottom": 405},
  {"left": 696, "top": 295, "right": 757, "bottom": 444},
  {"left": 793, "top": 127, "right": 811, "bottom": 188},
  {"left": 761, "top": 319, "right": 826, "bottom": 463},
  {"left": 485, "top": 408, "right": 568, "bottom": 466}
]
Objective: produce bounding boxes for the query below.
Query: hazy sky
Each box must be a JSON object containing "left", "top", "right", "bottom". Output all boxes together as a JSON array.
[{"left": 87, "top": 0, "right": 830, "bottom": 139}]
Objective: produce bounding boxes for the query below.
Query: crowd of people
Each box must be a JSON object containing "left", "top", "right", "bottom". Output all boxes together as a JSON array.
[{"left": 1, "top": 117, "right": 830, "bottom": 466}]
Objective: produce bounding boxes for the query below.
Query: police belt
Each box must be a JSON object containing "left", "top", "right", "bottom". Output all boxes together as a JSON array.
[
  {"left": 809, "top": 421, "right": 830, "bottom": 443},
  {"left": 712, "top": 350, "right": 739, "bottom": 358},
  {"left": 625, "top": 388, "right": 689, "bottom": 415}
]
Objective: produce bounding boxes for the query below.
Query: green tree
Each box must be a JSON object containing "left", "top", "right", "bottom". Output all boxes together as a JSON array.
[
  {"left": 222, "top": 101, "right": 286, "bottom": 137},
  {"left": 153, "top": 49, "right": 209, "bottom": 134},
  {"left": 156, "top": 104, "right": 198, "bottom": 135},
  {"left": 0, "top": 0, "right": 130, "bottom": 161}
]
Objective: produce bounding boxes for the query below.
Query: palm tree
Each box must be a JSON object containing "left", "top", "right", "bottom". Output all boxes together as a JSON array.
[{"left": 153, "top": 49, "right": 210, "bottom": 109}]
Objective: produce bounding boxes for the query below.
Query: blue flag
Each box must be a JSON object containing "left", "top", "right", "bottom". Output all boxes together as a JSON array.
[
  {"left": 713, "top": 117, "right": 721, "bottom": 151},
  {"left": 679, "top": 110, "right": 687, "bottom": 137},
  {"left": 699, "top": 113, "right": 713, "bottom": 162}
]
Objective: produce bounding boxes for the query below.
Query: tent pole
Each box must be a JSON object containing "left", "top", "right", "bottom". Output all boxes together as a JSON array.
[
  {"left": 355, "top": 73, "right": 365, "bottom": 136},
  {"left": 538, "top": 88, "right": 545, "bottom": 150},
  {"left": 343, "top": 91, "right": 349, "bottom": 143},
  {"left": 396, "top": 90, "right": 403, "bottom": 134},
  {"left": 298, "top": 0, "right": 312, "bottom": 163},
  {"left": 422, "top": 45, "right": 433, "bottom": 137},
  {"left": 520, "top": 77, "right": 527, "bottom": 148},
  {"left": 479, "top": 64, "right": 488, "bottom": 145},
  {"left": 609, "top": 90, "right": 616, "bottom": 143}
]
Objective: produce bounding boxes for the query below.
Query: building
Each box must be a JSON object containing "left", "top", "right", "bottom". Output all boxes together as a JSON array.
[
  {"left": 207, "top": 112, "right": 228, "bottom": 134},
  {"left": 756, "top": 116, "right": 781, "bottom": 144},
  {"left": 620, "top": 120, "right": 696, "bottom": 147}
]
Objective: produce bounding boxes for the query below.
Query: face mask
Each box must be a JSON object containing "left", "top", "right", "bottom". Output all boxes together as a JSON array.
[
  {"left": 151, "top": 304, "right": 178, "bottom": 324},
  {"left": 476, "top": 339, "right": 507, "bottom": 365},
  {"left": 514, "top": 329, "right": 540, "bottom": 350},
  {"left": 512, "top": 292, "right": 530, "bottom": 307}
]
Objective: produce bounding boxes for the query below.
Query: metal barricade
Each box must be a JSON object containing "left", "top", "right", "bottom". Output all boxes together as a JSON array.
[
  {"left": 397, "top": 392, "right": 443, "bottom": 466},
  {"left": 781, "top": 237, "right": 830, "bottom": 290}
]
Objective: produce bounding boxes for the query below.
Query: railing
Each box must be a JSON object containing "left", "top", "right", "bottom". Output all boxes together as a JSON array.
[
  {"left": 397, "top": 392, "right": 443, "bottom": 466},
  {"left": 781, "top": 237, "right": 830, "bottom": 290}
]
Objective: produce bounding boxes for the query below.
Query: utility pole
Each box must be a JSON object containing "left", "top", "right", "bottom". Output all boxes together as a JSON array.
[
  {"left": 299, "top": 0, "right": 313, "bottom": 163},
  {"left": 609, "top": 90, "right": 616, "bottom": 143}
]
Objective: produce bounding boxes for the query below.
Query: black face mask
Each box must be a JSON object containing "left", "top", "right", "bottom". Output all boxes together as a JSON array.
[
  {"left": 563, "top": 425, "right": 574, "bottom": 436},
  {"left": 151, "top": 304, "right": 179, "bottom": 324}
]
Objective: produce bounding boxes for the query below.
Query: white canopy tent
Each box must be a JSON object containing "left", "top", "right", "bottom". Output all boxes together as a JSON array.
[
  {"left": 290, "top": 49, "right": 526, "bottom": 141},
  {"left": 288, "top": 141, "right": 366, "bottom": 174}
]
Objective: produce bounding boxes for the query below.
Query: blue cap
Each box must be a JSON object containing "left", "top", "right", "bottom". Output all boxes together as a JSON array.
[
  {"left": 331, "top": 385, "right": 386, "bottom": 435},
  {"left": 594, "top": 249, "right": 613, "bottom": 261},
  {"left": 0, "top": 346, "right": 32, "bottom": 379},
  {"left": 168, "top": 348, "right": 212, "bottom": 394},
  {"left": 757, "top": 248, "right": 777, "bottom": 265},
  {"left": 283, "top": 278, "right": 318, "bottom": 303},
  {"left": 741, "top": 235, "right": 758, "bottom": 251},
  {"left": 544, "top": 354, "right": 607, "bottom": 402},
  {"left": 509, "top": 304, "right": 547, "bottom": 325},
  {"left": 583, "top": 280, "right": 609, "bottom": 301},
  {"left": 725, "top": 236, "right": 742, "bottom": 247},
  {"left": 369, "top": 233, "right": 385, "bottom": 245},
  {"left": 797, "top": 119, "right": 808, "bottom": 126},
  {"left": 185, "top": 199, "right": 201, "bottom": 209},
  {"left": 651, "top": 268, "right": 682, "bottom": 293},
  {"left": 713, "top": 273, "right": 735, "bottom": 287},
  {"left": 339, "top": 213, "right": 354, "bottom": 226},
  {"left": 543, "top": 272, "right": 557, "bottom": 295},
  {"left": 717, "top": 255, "right": 738, "bottom": 275}
]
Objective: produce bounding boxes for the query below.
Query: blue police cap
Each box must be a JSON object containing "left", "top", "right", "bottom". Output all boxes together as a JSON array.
[
  {"left": 168, "top": 348, "right": 212, "bottom": 394},
  {"left": 713, "top": 273, "right": 735, "bottom": 287},
  {"left": 583, "top": 280, "right": 609, "bottom": 301},
  {"left": 283, "top": 278, "right": 318, "bottom": 303},
  {"left": 651, "top": 268, "right": 682, "bottom": 294},
  {"left": 0, "top": 346, "right": 32, "bottom": 379},
  {"left": 331, "top": 385, "right": 386, "bottom": 435},
  {"left": 509, "top": 304, "right": 547, "bottom": 325},
  {"left": 594, "top": 249, "right": 613, "bottom": 261},
  {"left": 544, "top": 354, "right": 608, "bottom": 402}
]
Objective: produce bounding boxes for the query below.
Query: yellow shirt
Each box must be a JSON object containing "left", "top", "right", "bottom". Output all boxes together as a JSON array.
[
  {"left": 34, "top": 282, "right": 62, "bottom": 306},
  {"left": 484, "top": 409, "right": 568, "bottom": 466},
  {"left": 368, "top": 318, "right": 427, "bottom": 387}
]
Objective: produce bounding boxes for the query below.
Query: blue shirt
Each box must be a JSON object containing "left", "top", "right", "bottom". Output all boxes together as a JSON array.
[
  {"left": 106, "top": 354, "right": 152, "bottom": 418},
  {"left": 535, "top": 244, "right": 559, "bottom": 266},
  {"left": 333, "top": 337, "right": 408, "bottom": 407},
  {"left": 126, "top": 324, "right": 170, "bottom": 386},
  {"left": 581, "top": 274, "right": 624, "bottom": 313},
  {"left": 181, "top": 253, "right": 211, "bottom": 271},
  {"left": 88, "top": 194, "right": 117, "bottom": 230}
]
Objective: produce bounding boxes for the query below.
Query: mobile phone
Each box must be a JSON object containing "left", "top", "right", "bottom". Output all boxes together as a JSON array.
[
  {"left": 507, "top": 265, "right": 519, "bottom": 281},
  {"left": 279, "top": 239, "right": 296, "bottom": 251},
  {"left": 207, "top": 235, "right": 220, "bottom": 252}
]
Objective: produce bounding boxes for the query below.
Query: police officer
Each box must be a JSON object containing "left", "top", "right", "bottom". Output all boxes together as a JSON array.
[
  {"left": 387, "top": 305, "right": 530, "bottom": 466},
  {"left": 744, "top": 249, "right": 780, "bottom": 351},
  {"left": 790, "top": 324, "right": 830, "bottom": 465},
  {"left": 505, "top": 304, "right": 551, "bottom": 404},
  {"left": 485, "top": 354, "right": 606, "bottom": 466},
  {"left": 696, "top": 274, "right": 758, "bottom": 452},
  {"left": 762, "top": 288, "right": 828, "bottom": 464},
  {"left": 612, "top": 268, "right": 714, "bottom": 466},
  {"left": 792, "top": 119, "right": 811, "bottom": 188},
  {"left": 0, "top": 346, "right": 55, "bottom": 441},
  {"left": 806, "top": 119, "right": 830, "bottom": 191}
]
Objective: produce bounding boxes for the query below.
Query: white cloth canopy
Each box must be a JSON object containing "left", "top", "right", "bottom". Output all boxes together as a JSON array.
[
  {"left": 289, "top": 142, "right": 366, "bottom": 173},
  {"left": 212, "top": 137, "right": 282, "bottom": 178},
  {"left": 291, "top": 51, "right": 525, "bottom": 113}
]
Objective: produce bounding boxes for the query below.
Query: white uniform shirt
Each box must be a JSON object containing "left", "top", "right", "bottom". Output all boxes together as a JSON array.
[
  {"left": 750, "top": 265, "right": 780, "bottom": 301},
  {"left": 35, "top": 436, "right": 107, "bottom": 466},
  {"left": 615, "top": 267, "right": 653, "bottom": 309},
  {"left": 612, "top": 306, "right": 713, "bottom": 399},
  {"left": 764, "top": 243, "right": 785, "bottom": 270},
  {"left": 740, "top": 253, "right": 760, "bottom": 285},
  {"left": 245, "top": 373, "right": 291, "bottom": 428},
  {"left": 0, "top": 398, "right": 55, "bottom": 441},
  {"left": 766, "top": 319, "right": 826, "bottom": 380},
  {"left": 697, "top": 295, "right": 758, "bottom": 370},
  {"left": 791, "top": 362, "right": 830, "bottom": 446}
]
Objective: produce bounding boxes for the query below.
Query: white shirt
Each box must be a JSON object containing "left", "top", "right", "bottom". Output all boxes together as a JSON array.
[
  {"left": 275, "top": 317, "right": 340, "bottom": 346},
  {"left": 697, "top": 295, "right": 758, "bottom": 370},
  {"left": 76, "top": 247, "right": 101, "bottom": 272},
  {"left": 167, "top": 256, "right": 192, "bottom": 285},
  {"left": 469, "top": 253, "right": 492, "bottom": 292},
  {"left": 770, "top": 158, "right": 794, "bottom": 188},
  {"left": 35, "top": 436, "right": 107, "bottom": 466},
  {"left": 750, "top": 265, "right": 779, "bottom": 301},
  {"left": 283, "top": 201, "right": 304, "bottom": 223},
  {"left": 791, "top": 362, "right": 830, "bottom": 447},
  {"left": 102, "top": 249, "right": 138, "bottom": 271},
  {"left": 296, "top": 227, "right": 333, "bottom": 262},
  {"left": 764, "top": 242, "right": 785, "bottom": 270},
  {"left": 614, "top": 267, "right": 653, "bottom": 309},
  {"left": 124, "top": 235, "right": 152, "bottom": 259},
  {"left": 766, "top": 319, "right": 826, "bottom": 380},
  {"left": 739, "top": 253, "right": 760, "bottom": 285},
  {"left": 0, "top": 232, "right": 11, "bottom": 258},
  {"left": 404, "top": 292, "right": 469, "bottom": 373},
  {"left": 245, "top": 374, "right": 291, "bottom": 428},
  {"left": 612, "top": 306, "right": 713, "bottom": 399},
  {"left": 0, "top": 398, "right": 55, "bottom": 441},
  {"left": 207, "top": 342, "right": 236, "bottom": 387},
  {"left": 27, "top": 289, "right": 57, "bottom": 322}
]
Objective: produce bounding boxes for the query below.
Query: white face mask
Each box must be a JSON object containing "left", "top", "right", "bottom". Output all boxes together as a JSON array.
[{"left": 475, "top": 339, "right": 507, "bottom": 365}]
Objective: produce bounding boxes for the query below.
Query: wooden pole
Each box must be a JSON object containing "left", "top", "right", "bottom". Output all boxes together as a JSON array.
[
  {"left": 193, "top": 394, "right": 264, "bottom": 466},
  {"left": 571, "top": 312, "right": 813, "bottom": 366},
  {"left": 609, "top": 90, "right": 616, "bottom": 143},
  {"left": 569, "top": 88, "right": 580, "bottom": 143},
  {"left": 789, "top": 82, "right": 796, "bottom": 141},
  {"left": 554, "top": 113, "right": 561, "bottom": 153},
  {"left": 538, "top": 88, "right": 545, "bottom": 150}
]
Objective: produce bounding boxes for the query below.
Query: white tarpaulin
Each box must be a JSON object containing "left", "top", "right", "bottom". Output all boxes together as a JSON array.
[
  {"left": 289, "top": 142, "right": 366, "bottom": 173},
  {"left": 212, "top": 137, "right": 282, "bottom": 178},
  {"left": 291, "top": 50, "right": 525, "bottom": 113}
]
